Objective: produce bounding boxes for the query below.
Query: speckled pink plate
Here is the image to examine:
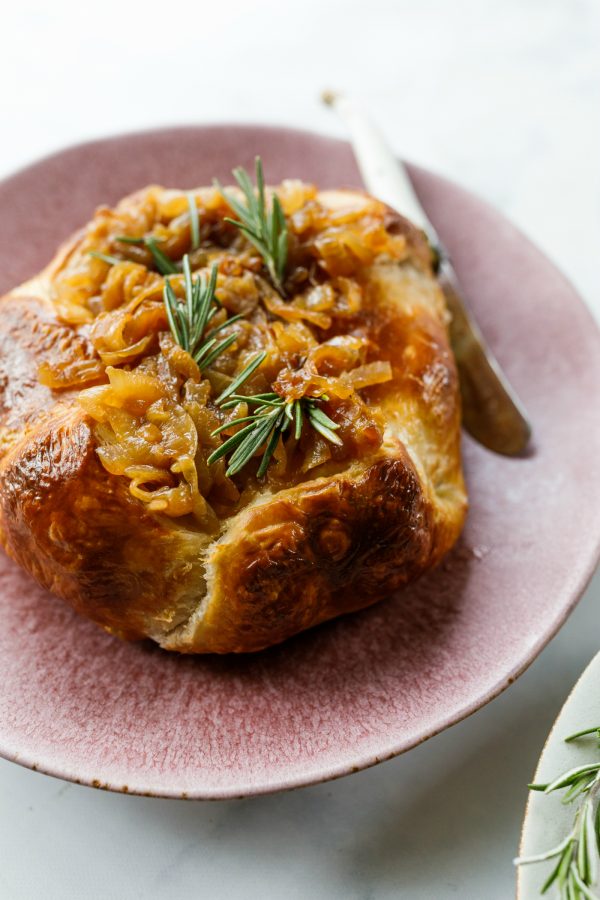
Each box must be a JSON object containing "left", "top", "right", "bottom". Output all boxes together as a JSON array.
[{"left": 0, "top": 125, "right": 599, "bottom": 799}]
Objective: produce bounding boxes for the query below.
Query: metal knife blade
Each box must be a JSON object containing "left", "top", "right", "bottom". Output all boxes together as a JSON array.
[{"left": 322, "top": 91, "right": 532, "bottom": 456}]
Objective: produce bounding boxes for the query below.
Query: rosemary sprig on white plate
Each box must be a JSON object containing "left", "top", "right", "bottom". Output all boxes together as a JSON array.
[
  {"left": 215, "top": 157, "right": 288, "bottom": 296},
  {"left": 515, "top": 725, "right": 600, "bottom": 899},
  {"left": 207, "top": 392, "right": 342, "bottom": 478}
]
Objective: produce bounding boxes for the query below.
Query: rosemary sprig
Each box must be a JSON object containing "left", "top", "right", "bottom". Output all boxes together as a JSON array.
[
  {"left": 116, "top": 234, "right": 178, "bottom": 275},
  {"left": 515, "top": 726, "right": 600, "bottom": 899},
  {"left": 215, "top": 157, "right": 288, "bottom": 296},
  {"left": 207, "top": 393, "right": 341, "bottom": 478},
  {"left": 163, "top": 254, "right": 248, "bottom": 374}
]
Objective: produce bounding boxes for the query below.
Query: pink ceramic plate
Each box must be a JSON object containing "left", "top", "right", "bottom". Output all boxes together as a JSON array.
[{"left": 0, "top": 125, "right": 599, "bottom": 799}]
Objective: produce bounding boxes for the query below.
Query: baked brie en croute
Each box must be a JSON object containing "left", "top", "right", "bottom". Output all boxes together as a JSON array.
[{"left": 0, "top": 167, "right": 467, "bottom": 653}]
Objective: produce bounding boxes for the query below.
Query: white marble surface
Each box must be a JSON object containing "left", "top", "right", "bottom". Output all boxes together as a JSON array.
[{"left": 0, "top": 1, "right": 599, "bottom": 897}]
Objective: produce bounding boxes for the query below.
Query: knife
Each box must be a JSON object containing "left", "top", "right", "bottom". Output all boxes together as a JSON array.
[{"left": 322, "top": 91, "right": 532, "bottom": 456}]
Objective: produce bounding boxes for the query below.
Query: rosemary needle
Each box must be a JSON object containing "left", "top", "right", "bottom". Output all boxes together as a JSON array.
[
  {"left": 89, "top": 250, "right": 123, "bottom": 266},
  {"left": 215, "top": 352, "right": 268, "bottom": 405},
  {"left": 116, "top": 235, "right": 178, "bottom": 275}
]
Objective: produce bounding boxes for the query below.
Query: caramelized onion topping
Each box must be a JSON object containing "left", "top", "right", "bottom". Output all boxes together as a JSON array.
[{"left": 43, "top": 182, "right": 406, "bottom": 526}]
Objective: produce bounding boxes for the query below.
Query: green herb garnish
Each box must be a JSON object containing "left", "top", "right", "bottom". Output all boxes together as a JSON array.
[
  {"left": 214, "top": 353, "right": 269, "bottom": 405},
  {"left": 187, "top": 192, "right": 200, "bottom": 251},
  {"left": 215, "top": 157, "right": 288, "bottom": 296},
  {"left": 163, "top": 254, "right": 249, "bottom": 373},
  {"left": 207, "top": 393, "right": 341, "bottom": 478},
  {"left": 116, "top": 235, "right": 178, "bottom": 275}
]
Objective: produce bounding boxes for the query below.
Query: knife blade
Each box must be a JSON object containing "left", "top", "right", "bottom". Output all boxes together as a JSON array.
[{"left": 322, "top": 91, "right": 532, "bottom": 456}]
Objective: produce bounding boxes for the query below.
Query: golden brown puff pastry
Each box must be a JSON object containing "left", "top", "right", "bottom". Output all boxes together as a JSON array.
[{"left": 0, "top": 180, "right": 467, "bottom": 653}]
